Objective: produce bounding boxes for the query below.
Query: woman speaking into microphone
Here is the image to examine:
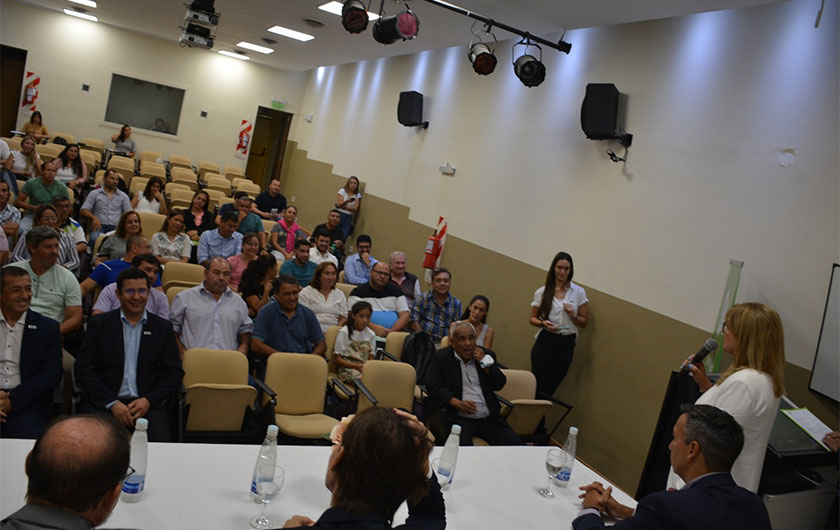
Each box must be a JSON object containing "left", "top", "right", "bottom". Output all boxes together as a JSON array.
[{"left": 528, "top": 251, "right": 589, "bottom": 398}]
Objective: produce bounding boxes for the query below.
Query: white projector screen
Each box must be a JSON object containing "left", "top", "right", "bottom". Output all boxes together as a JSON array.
[{"left": 809, "top": 263, "right": 839, "bottom": 402}]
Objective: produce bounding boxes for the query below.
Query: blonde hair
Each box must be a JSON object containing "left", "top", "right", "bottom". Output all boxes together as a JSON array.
[{"left": 718, "top": 302, "right": 785, "bottom": 397}]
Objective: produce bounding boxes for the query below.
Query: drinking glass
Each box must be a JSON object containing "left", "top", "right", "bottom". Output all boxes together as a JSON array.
[
  {"left": 539, "top": 448, "right": 566, "bottom": 498},
  {"left": 249, "top": 465, "right": 285, "bottom": 529}
]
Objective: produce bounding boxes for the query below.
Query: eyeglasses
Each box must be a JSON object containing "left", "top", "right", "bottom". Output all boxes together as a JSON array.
[
  {"left": 124, "top": 465, "right": 135, "bottom": 481},
  {"left": 122, "top": 288, "right": 149, "bottom": 296},
  {"left": 371, "top": 269, "right": 390, "bottom": 276}
]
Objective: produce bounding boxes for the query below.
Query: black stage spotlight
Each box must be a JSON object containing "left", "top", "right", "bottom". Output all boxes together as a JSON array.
[
  {"left": 342, "top": 0, "right": 369, "bottom": 33},
  {"left": 512, "top": 41, "right": 545, "bottom": 87},
  {"left": 373, "top": 9, "right": 419, "bottom": 44},
  {"left": 468, "top": 42, "right": 497, "bottom": 75}
]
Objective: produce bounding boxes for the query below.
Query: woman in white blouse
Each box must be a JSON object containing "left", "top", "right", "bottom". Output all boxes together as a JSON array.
[
  {"left": 132, "top": 177, "right": 167, "bottom": 214},
  {"left": 299, "top": 261, "right": 348, "bottom": 333},
  {"left": 528, "top": 251, "right": 589, "bottom": 398},
  {"left": 674, "top": 302, "right": 785, "bottom": 492},
  {"left": 150, "top": 209, "right": 190, "bottom": 264},
  {"left": 335, "top": 176, "right": 361, "bottom": 241}
]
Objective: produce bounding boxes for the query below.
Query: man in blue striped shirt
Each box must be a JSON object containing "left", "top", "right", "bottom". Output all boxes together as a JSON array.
[{"left": 409, "top": 267, "right": 461, "bottom": 343}]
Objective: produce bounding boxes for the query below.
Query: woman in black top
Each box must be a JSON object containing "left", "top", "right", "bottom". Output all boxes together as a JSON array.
[
  {"left": 183, "top": 190, "right": 216, "bottom": 263},
  {"left": 239, "top": 254, "right": 277, "bottom": 318}
]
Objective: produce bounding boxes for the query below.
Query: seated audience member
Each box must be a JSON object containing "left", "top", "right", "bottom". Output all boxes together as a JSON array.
[
  {"left": 4, "top": 135, "right": 41, "bottom": 185},
  {"left": 427, "top": 322, "right": 520, "bottom": 446},
  {"left": 5, "top": 226, "right": 82, "bottom": 336},
  {"left": 309, "top": 227, "right": 339, "bottom": 267},
  {"left": 348, "top": 262, "right": 409, "bottom": 337},
  {"left": 150, "top": 209, "right": 190, "bottom": 264},
  {"left": 75, "top": 267, "right": 184, "bottom": 442},
  {"left": 170, "top": 257, "right": 252, "bottom": 357},
  {"left": 92, "top": 255, "right": 169, "bottom": 319},
  {"left": 21, "top": 111, "right": 50, "bottom": 142},
  {"left": 183, "top": 190, "right": 217, "bottom": 255},
  {"left": 80, "top": 169, "right": 132, "bottom": 248},
  {"left": 282, "top": 408, "right": 443, "bottom": 530},
  {"left": 0, "top": 266, "right": 61, "bottom": 439},
  {"left": 197, "top": 212, "right": 242, "bottom": 265},
  {"left": 344, "top": 234, "right": 378, "bottom": 285},
  {"left": 252, "top": 178, "right": 287, "bottom": 220},
  {"left": 575, "top": 404, "right": 771, "bottom": 530},
  {"left": 16, "top": 161, "right": 69, "bottom": 233},
  {"left": 239, "top": 254, "right": 278, "bottom": 318},
  {"left": 227, "top": 232, "right": 260, "bottom": 291},
  {"left": 81, "top": 234, "right": 158, "bottom": 297},
  {"left": 216, "top": 192, "right": 265, "bottom": 248},
  {"left": 96, "top": 210, "right": 143, "bottom": 264},
  {"left": 279, "top": 239, "right": 317, "bottom": 287},
  {"left": 53, "top": 195, "right": 86, "bottom": 254},
  {"left": 131, "top": 176, "right": 167, "bottom": 214},
  {"left": 0, "top": 414, "right": 129, "bottom": 530},
  {"left": 269, "top": 205, "right": 308, "bottom": 262},
  {"left": 52, "top": 143, "right": 88, "bottom": 191},
  {"left": 312, "top": 209, "right": 346, "bottom": 263},
  {"left": 11, "top": 204, "right": 79, "bottom": 274},
  {"left": 389, "top": 251, "right": 420, "bottom": 302},
  {"left": 251, "top": 274, "right": 325, "bottom": 359},
  {"left": 0, "top": 231, "right": 7, "bottom": 265},
  {"left": 410, "top": 268, "right": 461, "bottom": 343},
  {"left": 333, "top": 301, "right": 376, "bottom": 384},
  {"left": 0, "top": 181, "right": 21, "bottom": 239},
  {"left": 457, "top": 295, "right": 494, "bottom": 349},
  {"left": 110, "top": 124, "right": 136, "bottom": 158},
  {"left": 299, "top": 262, "right": 347, "bottom": 333}
]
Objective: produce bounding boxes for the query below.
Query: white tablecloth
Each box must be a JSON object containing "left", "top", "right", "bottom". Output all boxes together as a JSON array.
[{"left": 1, "top": 440, "right": 636, "bottom": 529}]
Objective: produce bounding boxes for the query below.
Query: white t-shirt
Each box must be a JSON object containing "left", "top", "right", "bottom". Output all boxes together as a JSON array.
[
  {"left": 298, "top": 285, "right": 348, "bottom": 333},
  {"left": 0, "top": 140, "right": 9, "bottom": 163},
  {"left": 135, "top": 195, "right": 161, "bottom": 214},
  {"left": 531, "top": 282, "right": 588, "bottom": 337},
  {"left": 55, "top": 164, "right": 78, "bottom": 184},
  {"left": 337, "top": 188, "right": 362, "bottom": 215},
  {"left": 9, "top": 150, "right": 39, "bottom": 175}
]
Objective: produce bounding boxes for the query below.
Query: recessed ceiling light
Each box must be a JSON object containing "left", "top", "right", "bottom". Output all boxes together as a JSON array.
[
  {"left": 68, "top": 0, "right": 97, "bottom": 7},
  {"left": 218, "top": 50, "right": 250, "bottom": 60},
  {"left": 318, "top": 1, "right": 379, "bottom": 20},
  {"left": 267, "top": 25, "right": 315, "bottom": 42},
  {"left": 63, "top": 9, "right": 98, "bottom": 22},
  {"left": 236, "top": 41, "right": 274, "bottom": 54}
]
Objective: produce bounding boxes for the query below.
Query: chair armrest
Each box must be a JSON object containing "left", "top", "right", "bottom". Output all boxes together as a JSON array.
[
  {"left": 352, "top": 377, "right": 377, "bottom": 406},
  {"left": 496, "top": 393, "right": 514, "bottom": 408},
  {"left": 537, "top": 392, "right": 573, "bottom": 437},
  {"left": 375, "top": 348, "right": 400, "bottom": 362},
  {"left": 252, "top": 376, "right": 277, "bottom": 408},
  {"left": 329, "top": 377, "right": 355, "bottom": 399}
]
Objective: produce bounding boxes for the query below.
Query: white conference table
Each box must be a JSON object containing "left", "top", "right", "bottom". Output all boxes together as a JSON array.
[{"left": 1, "top": 440, "right": 636, "bottom": 529}]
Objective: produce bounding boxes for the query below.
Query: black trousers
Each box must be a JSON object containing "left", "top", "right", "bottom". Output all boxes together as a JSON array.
[
  {"left": 530, "top": 331, "right": 576, "bottom": 398},
  {"left": 454, "top": 415, "right": 521, "bottom": 446},
  {"left": 80, "top": 400, "right": 172, "bottom": 442},
  {"left": 0, "top": 404, "right": 51, "bottom": 439}
]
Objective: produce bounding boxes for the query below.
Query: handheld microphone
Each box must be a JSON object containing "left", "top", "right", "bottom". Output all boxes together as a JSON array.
[{"left": 681, "top": 338, "right": 718, "bottom": 373}]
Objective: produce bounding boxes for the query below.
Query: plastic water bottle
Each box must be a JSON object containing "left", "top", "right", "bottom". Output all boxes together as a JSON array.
[
  {"left": 556, "top": 426, "right": 578, "bottom": 488},
  {"left": 121, "top": 418, "right": 148, "bottom": 502},
  {"left": 437, "top": 424, "right": 461, "bottom": 491},
  {"left": 250, "top": 424, "right": 279, "bottom": 502}
]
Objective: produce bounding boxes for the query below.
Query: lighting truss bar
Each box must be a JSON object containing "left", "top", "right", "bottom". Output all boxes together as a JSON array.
[{"left": 418, "top": 0, "right": 571, "bottom": 54}]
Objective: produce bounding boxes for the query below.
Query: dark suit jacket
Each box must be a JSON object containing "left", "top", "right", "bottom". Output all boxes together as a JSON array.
[
  {"left": 74, "top": 309, "right": 183, "bottom": 409},
  {"left": 426, "top": 346, "right": 506, "bottom": 418},
  {"left": 572, "top": 473, "right": 771, "bottom": 530},
  {"left": 5, "top": 310, "right": 62, "bottom": 433}
]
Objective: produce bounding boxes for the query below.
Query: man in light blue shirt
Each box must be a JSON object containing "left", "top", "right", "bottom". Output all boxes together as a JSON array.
[
  {"left": 343, "top": 234, "right": 378, "bottom": 285},
  {"left": 197, "top": 212, "right": 242, "bottom": 264}
]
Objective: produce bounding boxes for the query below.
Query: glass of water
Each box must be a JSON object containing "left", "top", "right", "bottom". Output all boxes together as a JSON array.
[
  {"left": 539, "top": 448, "right": 566, "bottom": 498},
  {"left": 250, "top": 465, "right": 285, "bottom": 529}
]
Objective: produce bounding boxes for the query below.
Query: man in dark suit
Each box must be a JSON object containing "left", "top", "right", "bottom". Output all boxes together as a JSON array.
[
  {"left": 0, "top": 266, "right": 61, "bottom": 439},
  {"left": 74, "top": 267, "right": 183, "bottom": 442},
  {"left": 574, "top": 404, "right": 771, "bottom": 530},
  {"left": 426, "top": 321, "right": 520, "bottom": 446}
]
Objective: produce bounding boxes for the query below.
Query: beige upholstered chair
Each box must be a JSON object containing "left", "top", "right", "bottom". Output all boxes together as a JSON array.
[
  {"left": 265, "top": 352, "right": 338, "bottom": 440},
  {"left": 166, "top": 285, "right": 190, "bottom": 306},
  {"left": 139, "top": 151, "right": 162, "bottom": 164},
  {"left": 205, "top": 189, "right": 225, "bottom": 211},
  {"left": 335, "top": 282, "right": 354, "bottom": 299},
  {"left": 171, "top": 167, "right": 198, "bottom": 191},
  {"left": 224, "top": 165, "right": 245, "bottom": 180},
  {"left": 161, "top": 261, "right": 205, "bottom": 291},
  {"left": 51, "top": 132, "right": 75, "bottom": 144},
  {"left": 169, "top": 154, "right": 192, "bottom": 170},
  {"left": 130, "top": 177, "right": 149, "bottom": 196},
  {"left": 136, "top": 211, "right": 166, "bottom": 240},
  {"left": 197, "top": 160, "right": 219, "bottom": 179},
  {"left": 354, "top": 360, "right": 416, "bottom": 413},
  {"left": 107, "top": 155, "right": 135, "bottom": 186},
  {"left": 80, "top": 138, "right": 104, "bottom": 156},
  {"left": 165, "top": 183, "right": 193, "bottom": 199},
  {"left": 181, "top": 349, "right": 257, "bottom": 432},
  {"left": 384, "top": 331, "right": 410, "bottom": 359}
]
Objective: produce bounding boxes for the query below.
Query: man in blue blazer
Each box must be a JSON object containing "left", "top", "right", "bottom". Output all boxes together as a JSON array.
[
  {"left": 74, "top": 267, "right": 183, "bottom": 442},
  {"left": 574, "top": 404, "right": 771, "bottom": 530},
  {"left": 0, "top": 266, "right": 62, "bottom": 439}
]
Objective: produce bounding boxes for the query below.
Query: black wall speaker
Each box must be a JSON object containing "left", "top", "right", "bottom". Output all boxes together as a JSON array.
[
  {"left": 398, "top": 91, "right": 428, "bottom": 128},
  {"left": 581, "top": 83, "right": 619, "bottom": 139}
]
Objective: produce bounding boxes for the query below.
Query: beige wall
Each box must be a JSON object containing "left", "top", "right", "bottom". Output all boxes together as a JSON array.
[{"left": 1, "top": 1, "right": 308, "bottom": 170}]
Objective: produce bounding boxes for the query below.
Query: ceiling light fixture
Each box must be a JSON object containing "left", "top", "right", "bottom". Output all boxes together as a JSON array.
[
  {"left": 236, "top": 41, "right": 274, "bottom": 54},
  {"left": 267, "top": 25, "right": 315, "bottom": 42},
  {"left": 63, "top": 9, "right": 98, "bottom": 22},
  {"left": 512, "top": 40, "right": 545, "bottom": 87},
  {"left": 319, "top": 1, "right": 380, "bottom": 21},
  {"left": 68, "top": 0, "right": 97, "bottom": 8},
  {"left": 467, "top": 23, "right": 497, "bottom": 75},
  {"left": 372, "top": 8, "right": 419, "bottom": 45},
  {"left": 218, "top": 50, "right": 250, "bottom": 60},
  {"left": 340, "top": 0, "right": 370, "bottom": 33}
]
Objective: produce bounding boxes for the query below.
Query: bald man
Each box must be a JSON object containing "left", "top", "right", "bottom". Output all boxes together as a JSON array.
[{"left": 1, "top": 414, "right": 130, "bottom": 530}]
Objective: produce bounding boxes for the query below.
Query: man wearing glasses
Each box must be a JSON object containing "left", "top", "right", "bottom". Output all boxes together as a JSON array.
[
  {"left": 1, "top": 414, "right": 130, "bottom": 529},
  {"left": 75, "top": 267, "right": 183, "bottom": 442},
  {"left": 348, "top": 262, "right": 410, "bottom": 337}
]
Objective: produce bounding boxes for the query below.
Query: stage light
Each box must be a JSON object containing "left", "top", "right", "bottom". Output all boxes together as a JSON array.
[
  {"left": 512, "top": 41, "right": 545, "bottom": 87},
  {"left": 468, "top": 42, "right": 496, "bottom": 75},
  {"left": 372, "top": 9, "right": 419, "bottom": 45},
  {"left": 341, "top": 0, "right": 369, "bottom": 33}
]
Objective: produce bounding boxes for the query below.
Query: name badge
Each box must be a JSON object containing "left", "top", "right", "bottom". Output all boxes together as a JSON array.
[
  {"left": 27, "top": 325, "right": 37, "bottom": 330},
  {"left": 143, "top": 331, "right": 152, "bottom": 336}
]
